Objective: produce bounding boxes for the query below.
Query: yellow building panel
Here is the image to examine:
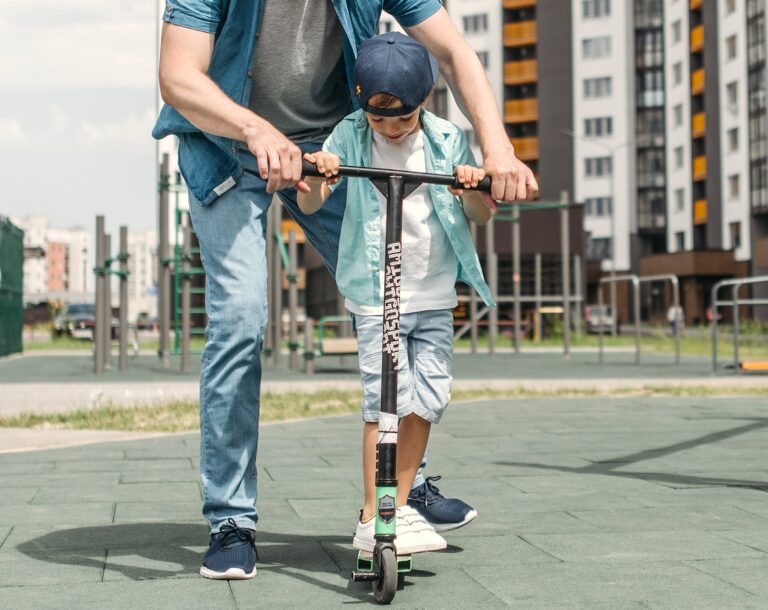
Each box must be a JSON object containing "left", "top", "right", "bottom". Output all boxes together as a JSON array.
[
  {"left": 503, "top": 21, "right": 537, "bottom": 47},
  {"left": 693, "top": 156, "right": 707, "bottom": 181},
  {"left": 690, "top": 0, "right": 703, "bottom": 9},
  {"left": 504, "top": 60, "right": 538, "bottom": 85},
  {"left": 693, "top": 199, "right": 707, "bottom": 225},
  {"left": 691, "top": 25, "right": 704, "bottom": 52},
  {"left": 504, "top": 98, "right": 538, "bottom": 123},
  {"left": 691, "top": 68, "right": 705, "bottom": 94},
  {"left": 510, "top": 137, "right": 539, "bottom": 161},
  {"left": 503, "top": 0, "right": 536, "bottom": 8},
  {"left": 692, "top": 112, "right": 706, "bottom": 138},
  {"left": 282, "top": 219, "right": 306, "bottom": 244}
]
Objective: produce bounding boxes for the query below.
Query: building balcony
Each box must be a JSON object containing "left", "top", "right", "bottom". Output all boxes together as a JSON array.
[
  {"left": 691, "top": 68, "right": 705, "bottom": 95},
  {"left": 504, "top": 21, "right": 537, "bottom": 47},
  {"left": 504, "top": 60, "right": 537, "bottom": 85},
  {"left": 503, "top": 0, "right": 536, "bottom": 8},
  {"left": 692, "top": 112, "right": 706, "bottom": 138},
  {"left": 504, "top": 98, "right": 538, "bottom": 123},
  {"left": 510, "top": 137, "right": 539, "bottom": 161},
  {"left": 693, "top": 199, "right": 708, "bottom": 225},
  {"left": 691, "top": 25, "right": 704, "bottom": 53},
  {"left": 693, "top": 156, "right": 707, "bottom": 181}
]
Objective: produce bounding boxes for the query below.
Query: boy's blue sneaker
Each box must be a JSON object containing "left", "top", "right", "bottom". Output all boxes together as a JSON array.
[
  {"left": 407, "top": 476, "right": 478, "bottom": 532},
  {"left": 199, "top": 518, "right": 257, "bottom": 580}
]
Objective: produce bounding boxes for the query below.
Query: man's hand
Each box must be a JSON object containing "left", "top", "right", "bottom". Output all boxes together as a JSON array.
[
  {"left": 243, "top": 122, "right": 307, "bottom": 194},
  {"left": 483, "top": 147, "right": 539, "bottom": 203}
]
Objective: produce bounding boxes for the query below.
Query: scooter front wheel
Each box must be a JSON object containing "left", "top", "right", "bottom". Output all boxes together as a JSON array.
[{"left": 373, "top": 546, "right": 397, "bottom": 604}]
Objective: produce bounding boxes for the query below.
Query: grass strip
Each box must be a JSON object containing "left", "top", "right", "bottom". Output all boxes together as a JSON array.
[{"left": 0, "top": 385, "right": 766, "bottom": 433}]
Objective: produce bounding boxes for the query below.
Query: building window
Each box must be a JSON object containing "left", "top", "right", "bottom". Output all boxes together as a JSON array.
[
  {"left": 727, "top": 81, "right": 739, "bottom": 111},
  {"left": 672, "top": 20, "right": 681, "bottom": 43},
  {"left": 584, "top": 116, "right": 613, "bottom": 137},
  {"left": 726, "top": 0, "right": 736, "bottom": 14},
  {"left": 378, "top": 21, "right": 393, "bottom": 34},
  {"left": 726, "top": 35, "right": 738, "bottom": 61},
  {"left": 673, "top": 104, "right": 683, "bottom": 127},
  {"left": 476, "top": 51, "right": 489, "bottom": 69},
  {"left": 584, "top": 197, "right": 613, "bottom": 216},
  {"left": 587, "top": 237, "right": 612, "bottom": 261},
  {"left": 673, "top": 62, "right": 682, "bottom": 85},
  {"left": 463, "top": 14, "right": 488, "bottom": 34},
  {"left": 585, "top": 156, "right": 613, "bottom": 177},
  {"left": 583, "top": 77, "right": 612, "bottom": 98},
  {"left": 463, "top": 129, "right": 480, "bottom": 147},
  {"left": 728, "top": 127, "right": 739, "bottom": 152},
  {"left": 729, "top": 174, "right": 741, "bottom": 199},
  {"left": 730, "top": 222, "right": 741, "bottom": 249},
  {"left": 674, "top": 146, "right": 684, "bottom": 169},
  {"left": 582, "top": 36, "right": 612, "bottom": 59},
  {"left": 675, "top": 188, "right": 685, "bottom": 212},
  {"left": 582, "top": 0, "right": 610, "bottom": 18},
  {"left": 675, "top": 231, "right": 685, "bottom": 251}
]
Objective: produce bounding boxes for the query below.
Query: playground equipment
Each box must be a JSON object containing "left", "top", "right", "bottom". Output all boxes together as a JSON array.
[
  {"left": 302, "top": 158, "right": 491, "bottom": 604},
  {"left": 303, "top": 315, "right": 359, "bottom": 374},
  {"left": 597, "top": 273, "right": 682, "bottom": 366},
  {"left": 454, "top": 191, "right": 583, "bottom": 358},
  {"left": 0, "top": 216, "right": 23, "bottom": 358},
  {"left": 711, "top": 275, "right": 768, "bottom": 373},
  {"left": 93, "top": 217, "right": 133, "bottom": 374}
]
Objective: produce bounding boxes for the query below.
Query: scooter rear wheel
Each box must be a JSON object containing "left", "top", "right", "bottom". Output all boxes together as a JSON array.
[{"left": 373, "top": 547, "right": 397, "bottom": 604}]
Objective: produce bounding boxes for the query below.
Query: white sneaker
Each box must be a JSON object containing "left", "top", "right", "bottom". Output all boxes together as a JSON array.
[{"left": 352, "top": 507, "right": 447, "bottom": 555}]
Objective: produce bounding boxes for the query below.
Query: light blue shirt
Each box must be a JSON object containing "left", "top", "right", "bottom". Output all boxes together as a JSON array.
[{"left": 323, "top": 109, "right": 495, "bottom": 308}]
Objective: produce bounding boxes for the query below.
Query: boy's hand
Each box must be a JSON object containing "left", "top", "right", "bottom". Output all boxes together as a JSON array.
[
  {"left": 303, "top": 152, "right": 341, "bottom": 186},
  {"left": 449, "top": 165, "right": 485, "bottom": 196}
]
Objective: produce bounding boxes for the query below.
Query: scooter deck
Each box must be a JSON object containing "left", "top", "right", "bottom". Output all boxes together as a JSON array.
[{"left": 357, "top": 551, "right": 412, "bottom": 574}]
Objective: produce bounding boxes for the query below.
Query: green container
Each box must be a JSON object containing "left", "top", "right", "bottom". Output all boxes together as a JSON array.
[{"left": 0, "top": 216, "right": 24, "bottom": 357}]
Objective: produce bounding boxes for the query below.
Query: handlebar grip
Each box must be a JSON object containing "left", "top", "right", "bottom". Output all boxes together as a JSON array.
[
  {"left": 301, "top": 159, "right": 323, "bottom": 178},
  {"left": 452, "top": 176, "right": 492, "bottom": 194}
]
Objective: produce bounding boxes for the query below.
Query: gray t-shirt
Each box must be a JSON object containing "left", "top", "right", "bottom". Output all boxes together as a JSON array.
[{"left": 248, "top": 0, "right": 351, "bottom": 144}]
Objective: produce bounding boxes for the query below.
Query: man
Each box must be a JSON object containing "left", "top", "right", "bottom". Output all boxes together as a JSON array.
[{"left": 154, "top": 0, "right": 538, "bottom": 580}]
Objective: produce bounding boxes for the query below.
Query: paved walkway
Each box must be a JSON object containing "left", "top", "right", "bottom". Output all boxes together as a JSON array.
[{"left": 1, "top": 396, "right": 768, "bottom": 608}]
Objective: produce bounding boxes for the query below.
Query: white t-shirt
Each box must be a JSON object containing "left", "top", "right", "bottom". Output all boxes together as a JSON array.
[{"left": 345, "top": 129, "right": 458, "bottom": 316}]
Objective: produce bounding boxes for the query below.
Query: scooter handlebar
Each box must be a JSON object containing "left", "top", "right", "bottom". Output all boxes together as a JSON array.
[{"left": 301, "top": 159, "right": 492, "bottom": 193}]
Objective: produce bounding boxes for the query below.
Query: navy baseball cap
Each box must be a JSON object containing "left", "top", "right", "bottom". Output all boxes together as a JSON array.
[{"left": 354, "top": 32, "right": 439, "bottom": 117}]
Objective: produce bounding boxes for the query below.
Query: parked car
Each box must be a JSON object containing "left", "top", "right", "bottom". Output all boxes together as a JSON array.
[
  {"left": 53, "top": 303, "right": 96, "bottom": 340},
  {"left": 585, "top": 305, "right": 615, "bottom": 334}
]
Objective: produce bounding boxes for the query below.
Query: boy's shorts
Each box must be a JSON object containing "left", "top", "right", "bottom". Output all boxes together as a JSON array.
[{"left": 352, "top": 309, "right": 453, "bottom": 424}]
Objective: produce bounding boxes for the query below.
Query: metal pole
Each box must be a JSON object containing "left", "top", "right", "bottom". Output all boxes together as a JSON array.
[
  {"left": 158, "top": 153, "right": 170, "bottom": 367},
  {"left": 672, "top": 277, "right": 680, "bottom": 365},
  {"left": 574, "top": 254, "right": 583, "bottom": 339},
  {"left": 265, "top": 201, "right": 275, "bottom": 357},
  {"left": 633, "top": 277, "right": 641, "bottom": 365},
  {"left": 711, "top": 283, "right": 719, "bottom": 373},
  {"left": 512, "top": 208, "right": 521, "bottom": 353},
  {"left": 732, "top": 284, "right": 740, "bottom": 372},
  {"left": 94, "top": 216, "right": 105, "bottom": 375},
  {"left": 304, "top": 317, "right": 315, "bottom": 374},
  {"left": 181, "top": 221, "right": 191, "bottom": 373},
  {"left": 288, "top": 229, "right": 300, "bottom": 370},
  {"left": 610, "top": 150, "right": 617, "bottom": 337},
  {"left": 485, "top": 220, "right": 497, "bottom": 355},
  {"left": 534, "top": 253, "right": 542, "bottom": 343},
  {"left": 598, "top": 283, "right": 605, "bottom": 364},
  {"left": 469, "top": 223, "right": 478, "bottom": 353},
  {"left": 119, "top": 226, "right": 128, "bottom": 372},
  {"left": 272, "top": 200, "right": 283, "bottom": 366},
  {"left": 104, "top": 233, "right": 112, "bottom": 370},
  {"left": 560, "top": 193, "right": 570, "bottom": 359}
]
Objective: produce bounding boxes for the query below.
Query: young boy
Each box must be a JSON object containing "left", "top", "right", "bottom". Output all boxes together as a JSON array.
[{"left": 297, "top": 32, "right": 495, "bottom": 554}]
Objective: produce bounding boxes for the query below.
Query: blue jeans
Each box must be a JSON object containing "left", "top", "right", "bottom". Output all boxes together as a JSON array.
[{"left": 190, "top": 144, "right": 426, "bottom": 533}]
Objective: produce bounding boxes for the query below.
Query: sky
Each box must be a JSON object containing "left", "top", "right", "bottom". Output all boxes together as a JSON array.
[{"left": 1, "top": 1, "right": 160, "bottom": 236}]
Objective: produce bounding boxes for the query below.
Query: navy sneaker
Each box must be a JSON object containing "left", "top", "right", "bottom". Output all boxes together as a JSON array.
[
  {"left": 407, "top": 476, "right": 478, "bottom": 532},
  {"left": 200, "top": 518, "right": 257, "bottom": 580}
]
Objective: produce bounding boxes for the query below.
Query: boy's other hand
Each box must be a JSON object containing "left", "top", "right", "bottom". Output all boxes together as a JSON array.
[
  {"left": 303, "top": 152, "right": 341, "bottom": 186},
  {"left": 483, "top": 147, "right": 539, "bottom": 203},
  {"left": 449, "top": 165, "right": 485, "bottom": 196}
]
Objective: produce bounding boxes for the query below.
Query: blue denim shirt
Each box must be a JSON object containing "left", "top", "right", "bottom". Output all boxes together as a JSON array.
[
  {"left": 152, "top": 0, "right": 442, "bottom": 204},
  {"left": 323, "top": 109, "right": 495, "bottom": 309}
]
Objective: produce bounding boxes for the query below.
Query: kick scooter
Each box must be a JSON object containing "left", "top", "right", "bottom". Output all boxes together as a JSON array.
[{"left": 302, "top": 159, "right": 491, "bottom": 604}]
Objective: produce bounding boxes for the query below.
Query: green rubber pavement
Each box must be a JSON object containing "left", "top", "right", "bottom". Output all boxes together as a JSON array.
[{"left": 1, "top": 395, "right": 768, "bottom": 607}]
